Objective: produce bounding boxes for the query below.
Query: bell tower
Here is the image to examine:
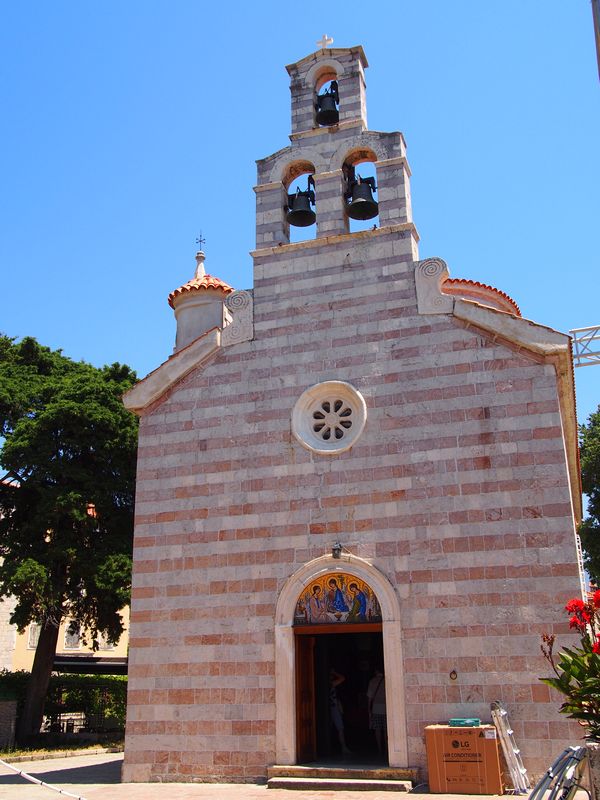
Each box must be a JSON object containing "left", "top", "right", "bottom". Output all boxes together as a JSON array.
[{"left": 253, "top": 41, "right": 416, "bottom": 248}]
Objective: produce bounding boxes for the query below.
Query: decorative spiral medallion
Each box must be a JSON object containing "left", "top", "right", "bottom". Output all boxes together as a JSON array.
[
  {"left": 222, "top": 290, "right": 253, "bottom": 347},
  {"left": 226, "top": 290, "right": 251, "bottom": 312},
  {"left": 419, "top": 258, "right": 447, "bottom": 278},
  {"left": 415, "top": 257, "right": 453, "bottom": 315},
  {"left": 292, "top": 381, "right": 367, "bottom": 455}
]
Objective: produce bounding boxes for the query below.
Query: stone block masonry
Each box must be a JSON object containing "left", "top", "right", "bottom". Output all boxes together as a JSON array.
[
  {"left": 122, "top": 42, "right": 582, "bottom": 784},
  {"left": 123, "top": 226, "right": 581, "bottom": 781}
]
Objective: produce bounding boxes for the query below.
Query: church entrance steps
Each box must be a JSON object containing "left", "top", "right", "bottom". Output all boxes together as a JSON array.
[
  {"left": 266, "top": 776, "right": 413, "bottom": 791},
  {"left": 266, "top": 765, "right": 417, "bottom": 791}
]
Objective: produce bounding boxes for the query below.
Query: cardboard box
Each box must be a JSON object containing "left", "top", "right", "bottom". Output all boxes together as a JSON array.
[{"left": 425, "top": 724, "right": 503, "bottom": 794}]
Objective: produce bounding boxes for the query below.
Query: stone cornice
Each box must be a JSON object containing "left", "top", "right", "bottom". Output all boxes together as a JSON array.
[
  {"left": 254, "top": 181, "right": 282, "bottom": 193},
  {"left": 311, "top": 168, "right": 344, "bottom": 181},
  {"left": 547, "top": 349, "right": 582, "bottom": 524},
  {"left": 375, "top": 156, "right": 411, "bottom": 176},
  {"left": 123, "top": 328, "right": 221, "bottom": 415},
  {"left": 289, "top": 120, "right": 365, "bottom": 142},
  {"left": 251, "top": 222, "right": 419, "bottom": 259},
  {"left": 285, "top": 46, "right": 368, "bottom": 76},
  {"left": 453, "top": 299, "right": 570, "bottom": 354}
]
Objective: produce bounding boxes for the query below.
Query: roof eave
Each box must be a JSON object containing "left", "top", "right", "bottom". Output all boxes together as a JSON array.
[{"left": 123, "top": 328, "right": 221, "bottom": 415}]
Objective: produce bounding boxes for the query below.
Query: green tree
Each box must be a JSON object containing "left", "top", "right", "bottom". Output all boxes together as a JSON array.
[
  {"left": 0, "top": 335, "right": 138, "bottom": 742},
  {"left": 579, "top": 405, "right": 600, "bottom": 584}
]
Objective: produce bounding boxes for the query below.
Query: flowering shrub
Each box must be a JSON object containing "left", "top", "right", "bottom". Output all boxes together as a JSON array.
[{"left": 541, "top": 592, "right": 600, "bottom": 739}]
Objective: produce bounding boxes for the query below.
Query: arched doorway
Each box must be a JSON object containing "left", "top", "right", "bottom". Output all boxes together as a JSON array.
[{"left": 274, "top": 554, "right": 408, "bottom": 767}]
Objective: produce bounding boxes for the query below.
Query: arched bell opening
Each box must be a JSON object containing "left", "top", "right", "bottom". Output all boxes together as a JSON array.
[
  {"left": 314, "top": 75, "right": 339, "bottom": 128},
  {"left": 283, "top": 160, "right": 317, "bottom": 243},
  {"left": 342, "top": 148, "right": 380, "bottom": 234}
]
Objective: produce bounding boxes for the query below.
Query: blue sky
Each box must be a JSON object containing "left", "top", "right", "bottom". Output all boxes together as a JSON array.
[{"left": 1, "top": 1, "right": 598, "bottom": 423}]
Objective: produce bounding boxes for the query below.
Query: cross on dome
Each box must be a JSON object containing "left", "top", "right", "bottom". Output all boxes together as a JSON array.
[{"left": 316, "top": 34, "right": 333, "bottom": 49}]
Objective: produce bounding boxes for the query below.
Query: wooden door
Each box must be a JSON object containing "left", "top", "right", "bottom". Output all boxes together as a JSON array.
[{"left": 295, "top": 634, "right": 316, "bottom": 762}]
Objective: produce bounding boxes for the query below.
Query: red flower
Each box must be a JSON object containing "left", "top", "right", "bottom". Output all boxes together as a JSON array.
[
  {"left": 593, "top": 590, "right": 600, "bottom": 609},
  {"left": 566, "top": 598, "right": 585, "bottom": 613},
  {"left": 593, "top": 641, "right": 600, "bottom": 654},
  {"left": 570, "top": 615, "right": 585, "bottom": 631},
  {"left": 582, "top": 611, "right": 592, "bottom": 623}
]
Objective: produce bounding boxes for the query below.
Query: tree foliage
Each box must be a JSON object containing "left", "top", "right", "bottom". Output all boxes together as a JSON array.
[
  {"left": 0, "top": 335, "right": 138, "bottom": 739},
  {"left": 579, "top": 405, "right": 600, "bottom": 584}
]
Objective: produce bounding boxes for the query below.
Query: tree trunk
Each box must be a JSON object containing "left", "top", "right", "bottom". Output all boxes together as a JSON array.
[{"left": 16, "top": 617, "right": 60, "bottom": 744}]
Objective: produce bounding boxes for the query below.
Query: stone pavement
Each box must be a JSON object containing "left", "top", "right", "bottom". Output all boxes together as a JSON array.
[{"left": 0, "top": 751, "right": 585, "bottom": 800}]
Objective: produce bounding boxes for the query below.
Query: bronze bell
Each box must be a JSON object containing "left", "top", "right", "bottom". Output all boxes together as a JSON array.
[
  {"left": 315, "top": 80, "right": 339, "bottom": 126},
  {"left": 345, "top": 175, "right": 378, "bottom": 221},
  {"left": 286, "top": 176, "right": 316, "bottom": 227}
]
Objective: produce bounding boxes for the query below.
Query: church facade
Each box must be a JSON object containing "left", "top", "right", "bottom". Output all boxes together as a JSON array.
[{"left": 122, "top": 44, "right": 583, "bottom": 784}]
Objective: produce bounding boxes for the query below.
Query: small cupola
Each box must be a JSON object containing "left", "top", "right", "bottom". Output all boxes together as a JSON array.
[{"left": 168, "top": 251, "right": 234, "bottom": 352}]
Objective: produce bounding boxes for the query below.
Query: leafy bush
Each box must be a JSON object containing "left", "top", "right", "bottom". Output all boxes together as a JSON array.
[
  {"left": 0, "top": 670, "right": 30, "bottom": 702},
  {"left": 541, "top": 594, "right": 600, "bottom": 739},
  {"left": 46, "top": 674, "right": 127, "bottom": 727},
  {"left": 0, "top": 671, "right": 127, "bottom": 729}
]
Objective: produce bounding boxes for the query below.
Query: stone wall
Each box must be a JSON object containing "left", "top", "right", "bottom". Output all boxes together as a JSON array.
[
  {"left": 122, "top": 225, "right": 580, "bottom": 782},
  {"left": 0, "top": 595, "right": 16, "bottom": 670}
]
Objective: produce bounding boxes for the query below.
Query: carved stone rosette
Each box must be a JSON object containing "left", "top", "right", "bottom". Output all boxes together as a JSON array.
[
  {"left": 414, "top": 257, "right": 454, "bottom": 315},
  {"left": 222, "top": 290, "right": 254, "bottom": 346}
]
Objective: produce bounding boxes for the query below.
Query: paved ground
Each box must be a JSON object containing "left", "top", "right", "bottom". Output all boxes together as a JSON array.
[{"left": 0, "top": 751, "right": 585, "bottom": 800}]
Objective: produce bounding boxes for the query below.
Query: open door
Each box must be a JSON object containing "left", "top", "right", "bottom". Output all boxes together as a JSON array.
[{"left": 295, "top": 634, "right": 316, "bottom": 762}]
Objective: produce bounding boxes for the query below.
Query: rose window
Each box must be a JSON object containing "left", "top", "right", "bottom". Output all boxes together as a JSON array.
[
  {"left": 312, "top": 398, "right": 353, "bottom": 441},
  {"left": 292, "top": 381, "right": 367, "bottom": 455}
]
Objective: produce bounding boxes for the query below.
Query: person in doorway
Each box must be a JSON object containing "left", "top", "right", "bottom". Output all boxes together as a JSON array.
[
  {"left": 367, "top": 664, "right": 387, "bottom": 757},
  {"left": 329, "top": 668, "right": 351, "bottom": 757}
]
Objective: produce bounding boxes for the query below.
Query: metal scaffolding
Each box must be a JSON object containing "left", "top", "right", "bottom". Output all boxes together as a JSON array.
[{"left": 570, "top": 324, "right": 600, "bottom": 368}]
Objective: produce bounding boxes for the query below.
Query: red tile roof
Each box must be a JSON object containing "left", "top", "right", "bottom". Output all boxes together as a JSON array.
[
  {"left": 168, "top": 274, "right": 234, "bottom": 309},
  {"left": 442, "top": 278, "right": 521, "bottom": 316}
]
